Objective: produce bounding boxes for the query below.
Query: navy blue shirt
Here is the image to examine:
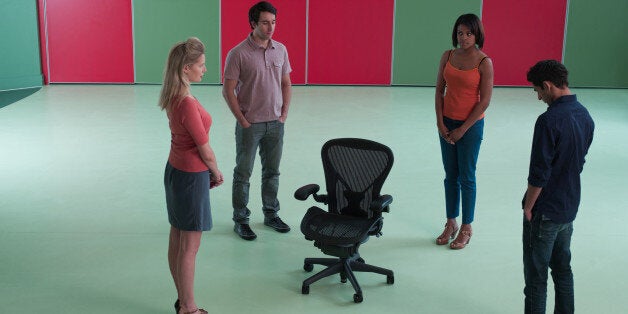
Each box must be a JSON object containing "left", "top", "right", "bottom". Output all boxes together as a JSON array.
[{"left": 527, "top": 94, "right": 594, "bottom": 223}]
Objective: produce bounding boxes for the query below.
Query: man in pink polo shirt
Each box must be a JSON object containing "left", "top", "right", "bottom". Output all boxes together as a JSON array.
[{"left": 223, "top": 1, "right": 292, "bottom": 241}]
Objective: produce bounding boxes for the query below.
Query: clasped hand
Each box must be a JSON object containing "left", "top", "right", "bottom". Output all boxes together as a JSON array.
[
  {"left": 210, "top": 170, "right": 224, "bottom": 189},
  {"left": 440, "top": 127, "right": 465, "bottom": 145}
]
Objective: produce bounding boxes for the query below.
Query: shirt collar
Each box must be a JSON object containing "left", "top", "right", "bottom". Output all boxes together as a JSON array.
[
  {"left": 550, "top": 94, "right": 577, "bottom": 107},
  {"left": 246, "top": 33, "right": 275, "bottom": 50}
]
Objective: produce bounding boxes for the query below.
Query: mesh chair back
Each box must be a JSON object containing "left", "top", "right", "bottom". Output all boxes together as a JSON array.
[{"left": 321, "top": 138, "right": 393, "bottom": 218}]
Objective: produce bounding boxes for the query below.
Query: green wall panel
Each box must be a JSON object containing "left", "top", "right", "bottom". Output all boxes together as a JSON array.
[
  {"left": 133, "top": 0, "right": 220, "bottom": 84},
  {"left": 564, "top": 0, "right": 628, "bottom": 87},
  {"left": 0, "top": 0, "right": 43, "bottom": 91},
  {"left": 392, "top": 0, "right": 482, "bottom": 86}
]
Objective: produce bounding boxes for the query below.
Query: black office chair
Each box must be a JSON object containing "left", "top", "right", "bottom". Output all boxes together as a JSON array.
[{"left": 294, "top": 138, "right": 394, "bottom": 303}]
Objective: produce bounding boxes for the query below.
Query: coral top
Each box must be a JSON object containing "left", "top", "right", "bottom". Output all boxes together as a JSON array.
[
  {"left": 167, "top": 96, "right": 212, "bottom": 172},
  {"left": 443, "top": 52, "right": 486, "bottom": 121}
]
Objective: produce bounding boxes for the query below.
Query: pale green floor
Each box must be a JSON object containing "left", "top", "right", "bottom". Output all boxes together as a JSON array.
[{"left": 1, "top": 85, "right": 626, "bottom": 313}]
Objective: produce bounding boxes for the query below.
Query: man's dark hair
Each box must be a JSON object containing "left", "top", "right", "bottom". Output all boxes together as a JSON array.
[
  {"left": 249, "top": 1, "right": 277, "bottom": 29},
  {"left": 526, "top": 60, "right": 569, "bottom": 89},
  {"left": 452, "top": 14, "right": 485, "bottom": 49}
]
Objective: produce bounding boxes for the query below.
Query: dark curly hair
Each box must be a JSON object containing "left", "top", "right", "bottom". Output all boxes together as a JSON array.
[{"left": 527, "top": 60, "right": 569, "bottom": 88}]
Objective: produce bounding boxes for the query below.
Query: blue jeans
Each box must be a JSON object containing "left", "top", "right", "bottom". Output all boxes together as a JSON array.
[
  {"left": 232, "top": 121, "right": 284, "bottom": 224},
  {"left": 439, "top": 117, "right": 483, "bottom": 224},
  {"left": 523, "top": 213, "right": 574, "bottom": 314}
]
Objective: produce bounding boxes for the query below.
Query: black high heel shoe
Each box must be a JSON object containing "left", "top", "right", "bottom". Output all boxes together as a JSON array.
[{"left": 174, "top": 299, "right": 180, "bottom": 313}]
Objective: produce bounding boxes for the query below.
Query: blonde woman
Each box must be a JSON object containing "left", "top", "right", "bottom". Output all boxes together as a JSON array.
[{"left": 159, "top": 37, "right": 223, "bottom": 314}]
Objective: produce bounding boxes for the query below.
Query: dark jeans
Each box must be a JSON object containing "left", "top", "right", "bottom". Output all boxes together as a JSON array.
[
  {"left": 523, "top": 213, "right": 574, "bottom": 314},
  {"left": 439, "top": 117, "right": 483, "bottom": 224},
  {"left": 232, "top": 121, "right": 284, "bottom": 224}
]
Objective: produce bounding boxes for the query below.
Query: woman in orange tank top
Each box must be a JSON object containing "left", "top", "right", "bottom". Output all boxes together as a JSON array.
[{"left": 434, "top": 14, "right": 494, "bottom": 250}]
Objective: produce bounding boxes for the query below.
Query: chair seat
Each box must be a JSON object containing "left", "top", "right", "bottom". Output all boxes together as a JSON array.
[{"left": 300, "top": 206, "right": 380, "bottom": 246}]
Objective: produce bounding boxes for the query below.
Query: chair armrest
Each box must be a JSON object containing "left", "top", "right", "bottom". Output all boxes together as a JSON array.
[
  {"left": 370, "top": 194, "right": 393, "bottom": 212},
  {"left": 294, "top": 184, "right": 320, "bottom": 201},
  {"left": 295, "top": 184, "right": 328, "bottom": 204}
]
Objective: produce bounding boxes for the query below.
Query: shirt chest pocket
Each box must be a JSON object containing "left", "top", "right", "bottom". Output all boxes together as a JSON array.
[{"left": 267, "top": 59, "right": 284, "bottom": 75}]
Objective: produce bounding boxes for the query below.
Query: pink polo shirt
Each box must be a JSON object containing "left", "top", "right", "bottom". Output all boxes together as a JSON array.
[
  {"left": 223, "top": 34, "right": 292, "bottom": 123},
  {"left": 167, "top": 96, "right": 212, "bottom": 172}
]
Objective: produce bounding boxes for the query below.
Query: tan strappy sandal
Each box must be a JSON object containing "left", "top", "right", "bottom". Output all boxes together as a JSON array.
[
  {"left": 180, "top": 308, "right": 207, "bottom": 314},
  {"left": 436, "top": 223, "right": 459, "bottom": 245},
  {"left": 450, "top": 224, "right": 472, "bottom": 249}
]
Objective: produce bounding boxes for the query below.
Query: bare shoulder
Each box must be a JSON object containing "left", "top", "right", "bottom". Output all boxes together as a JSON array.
[
  {"left": 478, "top": 49, "right": 491, "bottom": 60},
  {"left": 439, "top": 49, "right": 451, "bottom": 64},
  {"left": 478, "top": 56, "right": 494, "bottom": 80},
  {"left": 481, "top": 57, "right": 493, "bottom": 68},
  {"left": 478, "top": 51, "right": 493, "bottom": 68}
]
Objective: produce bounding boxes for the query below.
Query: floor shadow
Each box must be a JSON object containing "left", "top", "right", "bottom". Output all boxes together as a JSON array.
[{"left": 0, "top": 87, "right": 42, "bottom": 109}]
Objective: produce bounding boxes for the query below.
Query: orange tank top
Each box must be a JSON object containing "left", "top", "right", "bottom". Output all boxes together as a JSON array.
[{"left": 443, "top": 51, "right": 486, "bottom": 121}]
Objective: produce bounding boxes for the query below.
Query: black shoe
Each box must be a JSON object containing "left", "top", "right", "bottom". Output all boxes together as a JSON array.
[
  {"left": 234, "top": 223, "right": 257, "bottom": 240},
  {"left": 264, "top": 216, "right": 291, "bottom": 233}
]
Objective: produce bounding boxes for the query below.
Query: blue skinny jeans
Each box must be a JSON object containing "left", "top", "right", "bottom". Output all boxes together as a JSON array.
[{"left": 439, "top": 117, "right": 483, "bottom": 224}]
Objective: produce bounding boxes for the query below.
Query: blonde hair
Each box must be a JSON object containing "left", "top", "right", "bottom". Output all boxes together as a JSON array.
[{"left": 158, "top": 37, "right": 205, "bottom": 110}]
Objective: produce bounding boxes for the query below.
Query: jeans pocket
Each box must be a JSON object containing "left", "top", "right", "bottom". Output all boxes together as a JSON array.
[
  {"left": 530, "top": 212, "right": 547, "bottom": 239},
  {"left": 537, "top": 217, "right": 560, "bottom": 239}
]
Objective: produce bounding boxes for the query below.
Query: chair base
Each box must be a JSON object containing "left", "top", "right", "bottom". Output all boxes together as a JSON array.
[{"left": 301, "top": 254, "right": 394, "bottom": 303}]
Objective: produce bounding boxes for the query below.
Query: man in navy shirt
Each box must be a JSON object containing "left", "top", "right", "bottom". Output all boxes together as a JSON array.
[{"left": 522, "top": 60, "right": 594, "bottom": 314}]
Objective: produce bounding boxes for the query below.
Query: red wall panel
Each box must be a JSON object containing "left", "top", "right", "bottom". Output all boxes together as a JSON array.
[
  {"left": 307, "top": 0, "right": 394, "bottom": 85},
  {"left": 44, "top": 0, "right": 134, "bottom": 83},
  {"left": 482, "top": 0, "right": 567, "bottom": 86},
  {"left": 221, "top": 0, "right": 306, "bottom": 84}
]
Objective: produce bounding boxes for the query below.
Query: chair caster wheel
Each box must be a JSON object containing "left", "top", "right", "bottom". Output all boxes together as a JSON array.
[
  {"left": 304, "top": 263, "right": 313, "bottom": 272},
  {"left": 302, "top": 285, "right": 309, "bottom": 294},
  {"left": 353, "top": 293, "right": 363, "bottom": 303},
  {"left": 387, "top": 275, "right": 394, "bottom": 284},
  {"left": 340, "top": 274, "right": 347, "bottom": 283}
]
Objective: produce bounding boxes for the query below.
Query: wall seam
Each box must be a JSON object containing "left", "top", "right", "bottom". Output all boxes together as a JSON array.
[
  {"left": 305, "top": 0, "right": 309, "bottom": 85},
  {"left": 562, "top": 0, "right": 570, "bottom": 63},
  {"left": 43, "top": 0, "right": 51, "bottom": 83},
  {"left": 219, "top": 0, "right": 222, "bottom": 83},
  {"left": 390, "top": 0, "right": 396, "bottom": 85},
  {"left": 131, "top": 0, "right": 136, "bottom": 83}
]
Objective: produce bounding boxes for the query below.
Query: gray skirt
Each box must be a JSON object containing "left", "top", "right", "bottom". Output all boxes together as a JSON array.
[{"left": 164, "top": 162, "right": 212, "bottom": 231}]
